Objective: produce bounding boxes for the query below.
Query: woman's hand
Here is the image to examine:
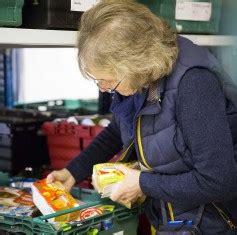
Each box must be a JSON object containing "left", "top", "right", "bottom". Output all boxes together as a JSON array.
[
  {"left": 46, "top": 168, "right": 76, "bottom": 192},
  {"left": 110, "top": 165, "right": 143, "bottom": 204}
]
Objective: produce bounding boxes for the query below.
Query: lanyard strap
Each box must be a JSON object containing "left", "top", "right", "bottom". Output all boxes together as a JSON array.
[{"left": 137, "top": 116, "right": 174, "bottom": 220}]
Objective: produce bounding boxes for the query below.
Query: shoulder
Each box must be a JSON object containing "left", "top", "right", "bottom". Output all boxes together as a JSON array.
[
  {"left": 176, "top": 67, "right": 226, "bottom": 115},
  {"left": 179, "top": 67, "right": 222, "bottom": 93}
]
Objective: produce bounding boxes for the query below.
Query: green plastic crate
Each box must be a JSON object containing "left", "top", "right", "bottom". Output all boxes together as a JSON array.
[
  {"left": 0, "top": 187, "right": 141, "bottom": 234},
  {"left": 0, "top": 0, "right": 24, "bottom": 26},
  {"left": 80, "top": 99, "right": 99, "bottom": 115},
  {"left": 138, "top": 0, "right": 222, "bottom": 34},
  {"left": 0, "top": 172, "right": 9, "bottom": 186},
  {"left": 15, "top": 99, "right": 99, "bottom": 115},
  {"left": 15, "top": 100, "right": 82, "bottom": 110}
]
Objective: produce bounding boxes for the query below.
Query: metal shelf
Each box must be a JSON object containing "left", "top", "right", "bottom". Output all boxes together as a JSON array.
[
  {"left": 181, "top": 34, "right": 237, "bottom": 47},
  {"left": 0, "top": 28, "right": 77, "bottom": 47},
  {"left": 0, "top": 28, "right": 236, "bottom": 47}
]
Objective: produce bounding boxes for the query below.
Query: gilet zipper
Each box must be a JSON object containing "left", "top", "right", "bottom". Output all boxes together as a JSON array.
[{"left": 212, "top": 203, "right": 237, "bottom": 230}]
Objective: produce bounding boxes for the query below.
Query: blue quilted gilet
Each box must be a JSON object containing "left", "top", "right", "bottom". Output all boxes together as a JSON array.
[{"left": 111, "top": 36, "right": 237, "bottom": 174}]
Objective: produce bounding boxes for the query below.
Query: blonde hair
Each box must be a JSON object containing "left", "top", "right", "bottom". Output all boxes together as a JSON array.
[{"left": 77, "top": 0, "right": 178, "bottom": 90}]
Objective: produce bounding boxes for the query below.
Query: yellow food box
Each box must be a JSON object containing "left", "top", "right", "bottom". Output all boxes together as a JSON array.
[
  {"left": 92, "top": 163, "right": 126, "bottom": 193},
  {"left": 92, "top": 162, "right": 139, "bottom": 209}
]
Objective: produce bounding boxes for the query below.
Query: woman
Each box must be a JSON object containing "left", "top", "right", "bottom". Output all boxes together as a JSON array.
[{"left": 47, "top": 1, "right": 237, "bottom": 234}]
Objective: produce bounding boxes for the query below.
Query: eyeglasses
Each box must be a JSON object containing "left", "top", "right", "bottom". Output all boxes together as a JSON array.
[{"left": 85, "top": 71, "right": 124, "bottom": 94}]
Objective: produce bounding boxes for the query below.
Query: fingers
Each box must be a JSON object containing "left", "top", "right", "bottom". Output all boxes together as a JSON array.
[
  {"left": 47, "top": 170, "right": 63, "bottom": 182},
  {"left": 111, "top": 194, "right": 138, "bottom": 205},
  {"left": 64, "top": 178, "right": 75, "bottom": 192},
  {"left": 115, "top": 165, "right": 129, "bottom": 174},
  {"left": 46, "top": 171, "right": 57, "bottom": 184},
  {"left": 45, "top": 169, "right": 76, "bottom": 193},
  {"left": 46, "top": 169, "right": 72, "bottom": 183},
  {"left": 64, "top": 182, "right": 73, "bottom": 192},
  {"left": 110, "top": 189, "right": 122, "bottom": 201},
  {"left": 110, "top": 189, "right": 132, "bottom": 202}
]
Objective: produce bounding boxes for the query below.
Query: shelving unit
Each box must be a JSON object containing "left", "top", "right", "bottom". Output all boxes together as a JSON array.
[
  {"left": 0, "top": 28, "right": 77, "bottom": 47},
  {"left": 181, "top": 35, "right": 237, "bottom": 47},
  {"left": 0, "top": 28, "right": 236, "bottom": 47}
]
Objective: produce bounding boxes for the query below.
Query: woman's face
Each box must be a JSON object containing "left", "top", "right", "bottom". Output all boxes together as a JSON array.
[{"left": 85, "top": 68, "right": 137, "bottom": 96}]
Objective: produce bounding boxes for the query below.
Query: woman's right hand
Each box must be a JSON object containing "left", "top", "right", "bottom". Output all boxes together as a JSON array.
[{"left": 46, "top": 168, "right": 76, "bottom": 192}]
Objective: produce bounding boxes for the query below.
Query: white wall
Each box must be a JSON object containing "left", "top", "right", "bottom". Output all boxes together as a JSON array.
[{"left": 19, "top": 48, "right": 98, "bottom": 103}]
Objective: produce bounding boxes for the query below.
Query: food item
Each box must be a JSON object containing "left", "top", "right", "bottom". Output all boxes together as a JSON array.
[
  {"left": 79, "top": 207, "right": 103, "bottom": 220},
  {"left": 0, "top": 187, "right": 36, "bottom": 216},
  {"left": 92, "top": 162, "right": 139, "bottom": 208},
  {"left": 31, "top": 179, "right": 80, "bottom": 222},
  {"left": 92, "top": 163, "right": 124, "bottom": 194},
  {"left": 79, "top": 205, "right": 115, "bottom": 221},
  {"left": 0, "top": 187, "right": 33, "bottom": 206},
  {"left": 51, "top": 205, "right": 115, "bottom": 231}
]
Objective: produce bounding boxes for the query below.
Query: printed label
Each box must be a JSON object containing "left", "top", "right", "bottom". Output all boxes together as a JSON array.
[
  {"left": 175, "top": 0, "right": 212, "bottom": 21},
  {"left": 71, "top": 0, "right": 100, "bottom": 12}
]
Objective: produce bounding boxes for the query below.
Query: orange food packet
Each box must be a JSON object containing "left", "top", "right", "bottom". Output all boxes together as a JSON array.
[{"left": 31, "top": 179, "right": 80, "bottom": 222}]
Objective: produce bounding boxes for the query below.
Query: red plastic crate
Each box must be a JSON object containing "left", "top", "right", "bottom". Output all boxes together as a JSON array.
[
  {"left": 47, "top": 135, "right": 80, "bottom": 148},
  {"left": 48, "top": 147, "right": 80, "bottom": 169},
  {"left": 42, "top": 122, "right": 91, "bottom": 138},
  {"left": 90, "top": 126, "right": 104, "bottom": 137},
  {"left": 43, "top": 121, "right": 106, "bottom": 170},
  {"left": 50, "top": 158, "right": 71, "bottom": 170},
  {"left": 48, "top": 147, "right": 80, "bottom": 161},
  {"left": 82, "top": 137, "right": 93, "bottom": 149},
  {"left": 82, "top": 126, "right": 104, "bottom": 149}
]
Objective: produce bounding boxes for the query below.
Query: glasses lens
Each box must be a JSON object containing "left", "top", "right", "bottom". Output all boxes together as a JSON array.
[{"left": 85, "top": 71, "right": 123, "bottom": 93}]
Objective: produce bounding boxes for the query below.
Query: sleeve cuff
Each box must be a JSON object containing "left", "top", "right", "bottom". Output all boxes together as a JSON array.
[{"left": 139, "top": 171, "right": 154, "bottom": 197}]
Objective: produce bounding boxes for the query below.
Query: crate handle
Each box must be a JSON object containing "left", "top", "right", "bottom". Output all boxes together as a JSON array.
[
  {"left": 71, "top": 187, "right": 95, "bottom": 198},
  {"left": 80, "top": 188, "right": 95, "bottom": 194},
  {"left": 33, "top": 201, "right": 100, "bottom": 222},
  {"left": 115, "top": 211, "right": 133, "bottom": 221}
]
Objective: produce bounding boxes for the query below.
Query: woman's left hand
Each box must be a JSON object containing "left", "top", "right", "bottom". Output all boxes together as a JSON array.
[{"left": 110, "top": 165, "right": 143, "bottom": 204}]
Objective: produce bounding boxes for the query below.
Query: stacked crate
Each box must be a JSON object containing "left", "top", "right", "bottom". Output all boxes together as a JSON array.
[
  {"left": 21, "top": 0, "right": 101, "bottom": 30},
  {"left": 15, "top": 99, "right": 99, "bottom": 116},
  {"left": 0, "top": 0, "right": 24, "bottom": 27},
  {"left": 22, "top": 0, "right": 82, "bottom": 30},
  {"left": 42, "top": 121, "right": 104, "bottom": 169},
  {"left": 0, "top": 52, "right": 4, "bottom": 107},
  {"left": 0, "top": 109, "right": 50, "bottom": 175},
  {"left": 138, "top": 0, "right": 222, "bottom": 34},
  {"left": 42, "top": 121, "right": 104, "bottom": 188}
]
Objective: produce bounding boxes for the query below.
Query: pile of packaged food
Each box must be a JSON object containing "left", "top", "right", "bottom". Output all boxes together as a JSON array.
[{"left": 0, "top": 161, "right": 140, "bottom": 234}]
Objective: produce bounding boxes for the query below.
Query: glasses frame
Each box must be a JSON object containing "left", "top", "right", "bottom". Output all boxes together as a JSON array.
[{"left": 85, "top": 71, "right": 124, "bottom": 94}]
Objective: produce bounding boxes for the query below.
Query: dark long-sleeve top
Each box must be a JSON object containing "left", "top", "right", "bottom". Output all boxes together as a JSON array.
[{"left": 67, "top": 68, "right": 237, "bottom": 205}]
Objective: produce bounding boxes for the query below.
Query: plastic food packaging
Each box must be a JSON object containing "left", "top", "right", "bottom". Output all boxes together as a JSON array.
[
  {"left": 31, "top": 179, "right": 80, "bottom": 222},
  {"left": 92, "top": 162, "right": 139, "bottom": 208},
  {"left": 0, "top": 187, "right": 36, "bottom": 216}
]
